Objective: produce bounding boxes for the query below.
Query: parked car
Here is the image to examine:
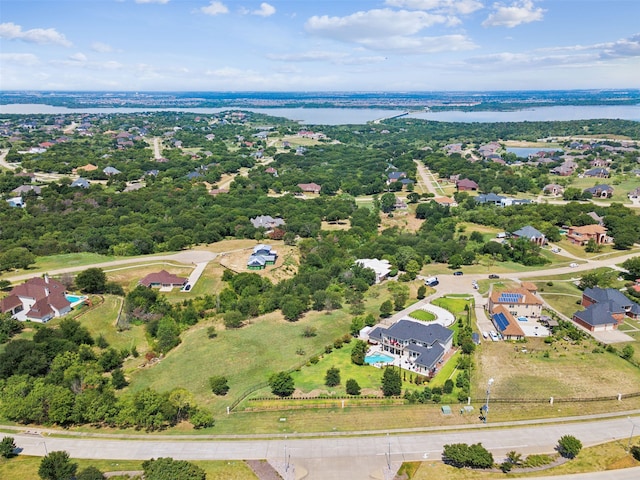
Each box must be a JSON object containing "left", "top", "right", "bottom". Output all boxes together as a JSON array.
[
  {"left": 570, "top": 263, "right": 578, "bottom": 268},
  {"left": 453, "top": 271, "right": 464, "bottom": 276},
  {"left": 488, "top": 274, "right": 500, "bottom": 279}
]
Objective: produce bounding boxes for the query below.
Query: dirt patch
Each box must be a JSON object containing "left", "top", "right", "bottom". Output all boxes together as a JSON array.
[
  {"left": 246, "top": 459, "right": 283, "bottom": 480},
  {"left": 379, "top": 208, "right": 424, "bottom": 233},
  {"left": 217, "top": 243, "right": 298, "bottom": 283}
]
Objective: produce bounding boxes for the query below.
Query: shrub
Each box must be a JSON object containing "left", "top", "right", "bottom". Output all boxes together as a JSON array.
[
  {"left": 333, "top": 338, "right": 343, "bottom": 349},
  {"left": 309, "top": 355, "right": 320, "bottom": 364},
  {"left": 206, "top": 326, "right": 217, "bottom": 339},
  {"left": 442, "top": 443, "right": 494, "bottom": 469},
  {"left": 269, "top": 371, "right": 295, "bottom": 397},
  {"left": 209, "top": 376, "right": 230, "bottom": 396},
  {"left": 557, "top": 435, "right": 582, "bottom": 458},
  {"left": 190, "top": 409, "right": 215, "bottom": 429},
  {"left": 325, "top": 345, "right": 333, "bottom": 354},
  {"left": 346, "top": 378, "right": 361, "bottom": 395},
  {"left": 631, "top": 445, "right": 640, "bottom": 461},
  {"left": 303, "top": 326, "right": 317, "bottom": 337},
  {"left": 0, "top": 436, "right": 16, "bottom": 458},
  {"left": 325, "top": 367, "right": 341, "bottom": 387}
]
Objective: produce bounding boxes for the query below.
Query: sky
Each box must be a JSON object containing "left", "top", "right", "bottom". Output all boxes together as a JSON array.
[{"left": 0, "top": 0, "right": 639, "bottom": 92}]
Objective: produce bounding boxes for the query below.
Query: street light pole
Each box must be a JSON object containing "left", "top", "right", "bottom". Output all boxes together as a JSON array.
[
  {"left": 627, "top": 417, "right": 640, "bottom": 452},
  {"left": 484, "top": 378, "right": 494, "bottom": 424}
]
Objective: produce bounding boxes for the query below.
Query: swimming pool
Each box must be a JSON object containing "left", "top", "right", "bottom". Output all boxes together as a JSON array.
[
  {"left": 365, "top": 352, "right": 395, "bottom": 364},
  {"left": 517, "top": 316, "right": 528, "bottom": 322},
  {"left": 65, "top": 294, "right": 86, "bottom": 304}
]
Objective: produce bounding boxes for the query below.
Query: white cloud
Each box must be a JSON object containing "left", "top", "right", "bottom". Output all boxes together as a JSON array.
[
  {"left": 91, "top": 42, "right": 114, "bottom": 53},
  {"left": 306, "top": 9, "right": 448, "bottom": 42},
  {"left": 600, "top": 33, "right": 640, "bottom": 58},
  {"left": 385, "top": 0, "right": 484, "bottom": 15},
  {"left": 482, "top": 0, "right": 544, "bottom": 28},
  {"left": 69, "top": 52, "right": 88, "bottom": 62},
  {"left": 364, "top": 34, "right": 477, "bottom": 53},
  {"left": 0, "top": 52, "right": 39, "bottom": 66},
  {"left": 267, "top": 50, "right": 386, "bottom": 65},
  {"left": 135, "top": 0, "right": 170, "bottom": 4},
  {"left": 201, "top": 1, "right": 229, "bottom": 16},
  {"left": 0, "top": 22, "right": 72, "bottom": 47},
  {"left": 252, "top": 3, "right": 276, "bottom": 17}
]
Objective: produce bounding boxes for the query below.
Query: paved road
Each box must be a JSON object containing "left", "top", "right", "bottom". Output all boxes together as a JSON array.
[
  {"left": 10, "top": 415, "right": 640, "bottom": 479},
  {"left": 0, "top": 250, "right": 218, "bottom": 284}
]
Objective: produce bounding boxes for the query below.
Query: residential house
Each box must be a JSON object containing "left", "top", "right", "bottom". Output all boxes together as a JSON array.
[
  {"left": 566, "top": 225, "right": 609, "bottom": 245},
  {"left": 584, "top": 184, "right": 613, "bottom": 198},
  {"left": 433, "top": 197, "right": 458, "bottom": 207},
  {"left": 455, "top": 178, "right": 479, "bottom": 191},
  {"left": 73, "top": 163, "right": 98, "bottom": 174},
  {"left": 6, "top": 196, "right": 25, "bottom": 208},
  {"left": 355, "top": 258, "right": 392, "bottom": 284},
  {"left": 572, "top": 286, "right": 640, "bottom": 332},
  {"left": 511, "top": 225, "right": 546, "bottom": 245},
  {"left": 368, "top": 320, "right": 454, "bottom": 374},
  {"left": 250, "top": 215, "right": 285, "bottom": 229},
  {"left": 1, "top": 276, "right": 71, "bottom": 323},
  {"left": 584, "top": 167, "right": 609, "bottom": 178},
  {"left": 542, "top": 184, "right": 564, "bottom": 196},
  {"left": 490, "top": 306, "right": 525, "bottom": 340},
  {"left": 581, "top": 287, "right": 640, "bottom": 319},
  {"left": 247, "top": 244, "right": 277, "bottom": 270},
  {"left": 387, "top": 171, "right": 406, "bottom": 183},
  {"left": 297, "top": 182, "right": 322, "bottom": 194},
  {"left": 488, "top": 287, "right": 543, "bottom": 319},
  {"left": 11, "top": 185, "right": 41, "bottom": 196},
  {"left": 71, "top": 178, "right": 90, "bottom": 189},
  {"left": 628, "top": 187, "right": 640, "bottom": 201},
  {"left": 587, "top": 211, "right": 604, "bottom": 226},
  {"left": 474, "top": 193, "right": 505, "bottom": 206},
  {"left": 103, "top": 166, "right": 122, "bottom": 176},
  {"left": 265, "top": 167, "right": 278, "bottom": 177},
  {"left": 139, "top": 270, "right": 187, "bottom": 290}
]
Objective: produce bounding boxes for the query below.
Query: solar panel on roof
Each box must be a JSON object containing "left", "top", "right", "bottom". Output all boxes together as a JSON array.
[
  {"left": 493, "top": 313, "right": 510, "bottom": 332},
  {"left": 498, "top": 293, "right": 522, "bottom": 303}
]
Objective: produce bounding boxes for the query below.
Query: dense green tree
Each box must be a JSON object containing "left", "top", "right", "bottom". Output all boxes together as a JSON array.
[
  {"left": 379, "top": 299, "right": 393, "bottom": 318},
  {"left": 38, "top": 451, "right": 78, "bottom": 480},
  {"left": 345, "top": 378, "right": 361, "bottom": 396},
  {"left": 0, "top": 247, "right": 36, "bottom": 271},
  {"left": 209, "top": 375, "right": 230, "bottom": 395},
  {"left": 557, "top": 435, "right": 582, "bottom": 458},
  {"left": 350, "top": 340, "right": 368, "bottom": 366},
  {"left": 325, "top": 367, "right": 341, "bottom": 387},
  {"left": 142, "top": 457, "right": 206, "bottom": 480},
  {"left": 622, "top": 257, "right": 640, "bottom": 279},
  {"left": 75, "top": 268, "right": 107, "bottom": 294},
  {"left": 0, "top": 436, "right": 17, "bottom": 458},
  {"left": 269, "top": 371, "right": 295, "bottom": 397},
  {"left": 381, "top": 366, "right": 402, "bottom": 397},
  {"left": 621, "top": 344, "right": 635, "bottom": 360},
  {"left": 442, "top": 443, "right": 494, "bottom": 469},
  {"left": 111, "top": 368, "right": 128, "bottom": 389},
  {"left": 155, "top": 316, "right": 181, "bottom": 353},
  {"left": 75, "top": 466, "right": 105, "bottom": 480}
]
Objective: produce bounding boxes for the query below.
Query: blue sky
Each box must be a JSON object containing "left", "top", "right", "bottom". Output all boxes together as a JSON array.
[{"left": 1, "top": 0, "right": 639, "bottom": 91}]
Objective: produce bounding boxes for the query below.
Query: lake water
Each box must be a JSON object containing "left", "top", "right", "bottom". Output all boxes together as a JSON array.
[
  {"left": 1, "top": 104, "right": 639, "bottom": 125},
  {"left": 506, "top": 147, "right": 564, "bottom": 157}
]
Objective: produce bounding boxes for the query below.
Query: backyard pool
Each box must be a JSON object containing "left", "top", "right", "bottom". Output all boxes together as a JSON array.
[
  {"left": 364, "top": 352, "right": 395, "bottom": 364},
  {"left": 517, "top": 316, "right": 528, "bottom": 322},
  {"left": 65, "top": 294, "right": 87, "bottom": 305}
]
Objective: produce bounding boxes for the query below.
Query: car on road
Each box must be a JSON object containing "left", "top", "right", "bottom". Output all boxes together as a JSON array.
[
  {"left": 570, "top": 263, "right": 578, "bottom": 268},
  {"left": 488, "top": 274, "right": 500, "bottom": 279},
  {"left": 453, "top": 271, "right": 463, "bottom": 276}
]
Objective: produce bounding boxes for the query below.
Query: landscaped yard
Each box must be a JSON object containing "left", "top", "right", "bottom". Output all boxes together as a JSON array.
[{"left": 408, "top": 310, "right": 436, "bottom": 322}]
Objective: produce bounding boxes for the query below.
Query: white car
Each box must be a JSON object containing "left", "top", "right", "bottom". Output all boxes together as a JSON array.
[{"left": 570, "top": 263, "right": 578, "bottom": 268}]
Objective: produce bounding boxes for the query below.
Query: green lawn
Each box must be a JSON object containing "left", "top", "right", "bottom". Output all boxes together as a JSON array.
[
  {"left": 127, "top": 308, "right": 353, "bottom": 415},
  {"left": 0, "top": 456, "right": 257, "bottom": 480},
  {"left": 408, "top": 310, "right": 436, "bottom": 321}
]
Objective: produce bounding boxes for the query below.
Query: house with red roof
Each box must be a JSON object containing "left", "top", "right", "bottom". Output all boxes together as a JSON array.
[
  {"left": 1, "top": 275, "right": 71, "bottom": 323},
  {"left": 298, "top": 182, "right": 322, "bottom": 194},
  {"left": 455, "top": 178, "right": 478, "bottom": 191},
  {"left": 139, "top": 270, "right": 187, "bottom": 290}
]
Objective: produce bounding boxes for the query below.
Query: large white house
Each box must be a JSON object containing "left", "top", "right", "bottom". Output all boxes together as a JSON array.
[{"left": 1, "top": 276, "right": 71, "bottom": 323}]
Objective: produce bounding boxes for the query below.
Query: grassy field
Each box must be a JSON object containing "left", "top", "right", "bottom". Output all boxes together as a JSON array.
[
  {"left": 474, "top": 337, "right": 640, "bottom": 399},
  {"left": 405, "top": 439, "right": 640, "bottom": 479},
  {"left": 0, "top": 456, "right": 257, "bottom": 480},
  {"left": 408, "top": 310, "right": 436, "bottom": 321}
]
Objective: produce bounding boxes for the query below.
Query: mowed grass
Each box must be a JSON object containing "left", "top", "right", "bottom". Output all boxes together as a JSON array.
[
  {"left": 408, "top": 310, "right": 436, "bottom": 321},
  {"left": 406, "top": 435, "right": 640, "bottom": 479},
  {"left": 474, "top": 338, "right": 640, "bottom": 399},
  {"left": 0, "top": 456, "right": 257, "bottom": 480},
  {"left": 127, "top": 309, "right": 353, "bottom": 416}
]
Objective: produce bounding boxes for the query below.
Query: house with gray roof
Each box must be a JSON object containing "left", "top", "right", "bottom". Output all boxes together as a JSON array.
[
  {"left": 103, "top": 166, "right": 122, "bottom": 176},
  {"left": 250, "top": 215, "right": 285, "bottom": 229},
  {"left": 573, "top": 286, "right": 640, "bottom": 332},
  {"left": 584, "top": 184, "right": 613, "bottom": 198},
  {"left": 474, "top": 193, "right": 505, "bottom": 206},
  {"left": 511, "top": 225, "right": 546, "bottom": 245},
  {"left": 71, "top": 178, "right": 90, "bottom": 188},
  {"left": 370, "top": 320, "right": 454, "bottom": 375}
]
